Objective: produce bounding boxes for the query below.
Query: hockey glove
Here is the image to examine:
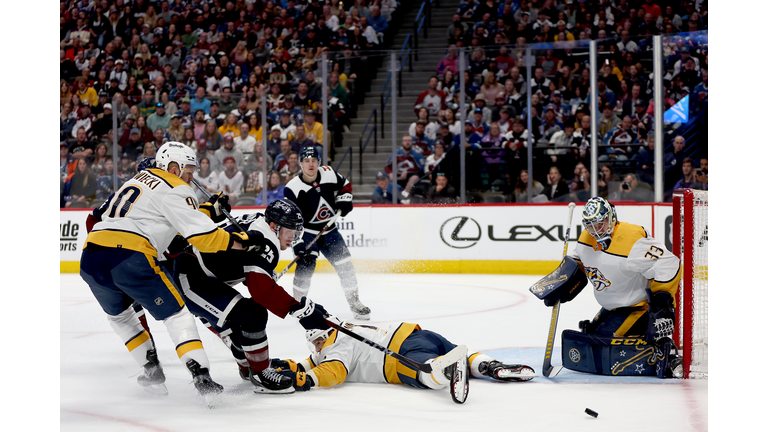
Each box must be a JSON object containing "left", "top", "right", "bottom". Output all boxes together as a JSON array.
[
  {"left": 231, "top": 230, "right": 265, "bottom": 252},
  {"left": 289, "top": 297, "right": 331, "bottom": 331},
  {"left": 270, "top": 358, "right": 303, "bottom": 373},
  {"left": 646, "top": 290, "right": 676, "bottom": 343},
  {"left": 336, "top": 192, "right": 353, "bottom": 216},
  {"left": 292, "top": 240, "right": 307, "bottom": 257},
  {"left": 200, "top": 192, "right": 231, "bottom": 223},
  {"left": 337, "top": 202, "right": 353, "bottom": 217},
  {"left": 278, "top": 370, "right": 314, "bottom": 391}
]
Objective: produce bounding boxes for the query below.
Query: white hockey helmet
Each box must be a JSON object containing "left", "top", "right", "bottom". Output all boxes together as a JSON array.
[
  {"left": 156, "top": 141, "right": 198, "bottom": 172},
  {"left": 306, "top": 327, "right": 333, "bottom": 345}
]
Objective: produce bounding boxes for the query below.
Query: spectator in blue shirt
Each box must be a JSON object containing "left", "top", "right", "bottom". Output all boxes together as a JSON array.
[
  {"left": 367, "top": 5, "right": 389, "bottom": 33},
  {"left": 372, "top": 171, "right": 410, "bottom": 204},
  {"left": 189, "top": 86, "right": 211, "bottom": 115},
  {"left": 452, "top": 120, "right": 484, "bottom": 148}
]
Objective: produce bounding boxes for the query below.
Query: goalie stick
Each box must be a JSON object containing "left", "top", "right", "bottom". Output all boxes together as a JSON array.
[
  {"left": 541, "top": 202, "right": 576, "bottom": 378},
  {"left": 323, "top": 318, "right": 469, "bottom": 374}
]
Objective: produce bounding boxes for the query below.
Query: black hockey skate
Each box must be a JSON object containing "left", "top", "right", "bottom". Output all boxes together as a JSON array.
[
  {"left": 250, "top": 368, "right": 296, "bottom": 394},
  {"left": 479, "top": 361, "right": 537, "bottom": 382},
  {"left": 186, "top": 360, "right": 224, "bottom": 396},
  {"left": 137, "top": 349, "right": 168, "bottom": 396}
]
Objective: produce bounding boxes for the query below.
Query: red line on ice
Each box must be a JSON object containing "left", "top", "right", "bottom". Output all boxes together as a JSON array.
[{"left": 61, "top": 408, "right": 178, "bottom": 432}]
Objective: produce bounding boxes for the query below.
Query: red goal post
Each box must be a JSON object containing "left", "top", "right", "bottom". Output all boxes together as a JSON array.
[{"left": 672, "top": 189, "right": 708, "bottom": 379}]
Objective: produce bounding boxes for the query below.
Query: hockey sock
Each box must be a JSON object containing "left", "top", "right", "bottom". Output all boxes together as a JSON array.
[
  {"left": 108, "top": 306, "right": 156, "bottom": 367},
  {"left": 242, "top": 328, "right": 270, "bottom": 372},
  {"left": 468, "top": 353, "right": 494, "bottom": 378},
  {"left": 163, "top": 306, "right": 210, "bottom": 370}
]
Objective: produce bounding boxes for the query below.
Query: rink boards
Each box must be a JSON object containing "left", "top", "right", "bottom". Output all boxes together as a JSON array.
[{"left": 60, "top": 203, "right": 673, "bottom": 274}]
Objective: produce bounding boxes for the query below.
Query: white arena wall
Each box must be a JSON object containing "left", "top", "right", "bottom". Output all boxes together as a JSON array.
[{"left": 60, "top": 203, "right": 674, "bottom": 274}]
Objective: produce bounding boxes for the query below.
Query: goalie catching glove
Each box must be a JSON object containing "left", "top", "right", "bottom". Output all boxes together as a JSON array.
[
  {"left": 230, "top": 230, "right": 264, "bottom": 252},
  {"left": 529, "top": 256, "right": 588, "bottom": 307},
  {"left": 199, "top": 191, "right": 231, "bottom": 223},
  {"left": 646, "top": 289, "right": 675, "bottom": 343},
  {"left": 289, "top": 297, "right": 330, "bottom": 331}
]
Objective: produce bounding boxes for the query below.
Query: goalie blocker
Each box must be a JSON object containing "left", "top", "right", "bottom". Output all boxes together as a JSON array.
[{"left": 529, "top": 256, "right": 588, "bottom": 307}]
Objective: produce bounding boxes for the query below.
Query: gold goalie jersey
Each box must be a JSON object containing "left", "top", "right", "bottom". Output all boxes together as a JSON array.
[
  {"left": 569, "top": 222, "right": 681, "bottom": 310},
  {"left": 85, "top": 168, "right": 232, "bottom": 257}
]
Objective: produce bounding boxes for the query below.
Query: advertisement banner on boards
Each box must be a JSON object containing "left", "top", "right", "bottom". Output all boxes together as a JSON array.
[{"left": 61, "top": 204, "right": 661, "bottom": 268}]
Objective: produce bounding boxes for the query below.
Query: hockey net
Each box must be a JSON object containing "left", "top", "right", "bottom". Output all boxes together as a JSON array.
[{"left": 672, "top": 189, "right": 708, "bottom": 379}]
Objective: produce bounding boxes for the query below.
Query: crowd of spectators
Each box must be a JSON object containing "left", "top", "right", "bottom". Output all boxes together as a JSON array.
[
  {"left": 60, "top": 0, "right": 402, "bottom": 208},
  {"left": 385, "top": 0, "right": 708, "bottom": 204}
]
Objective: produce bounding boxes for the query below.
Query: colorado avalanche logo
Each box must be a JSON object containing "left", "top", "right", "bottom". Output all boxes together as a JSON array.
[
  {"left": 310, "top": 196, "right": 337, "bottom": 224},
  {"left": 584, "top": 266, "right": 611, "bottom": 291}
]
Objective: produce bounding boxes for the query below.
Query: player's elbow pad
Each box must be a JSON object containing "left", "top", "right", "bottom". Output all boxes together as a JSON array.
[{"left": 529, "top": 256, "right": 588, "bottom": 307}]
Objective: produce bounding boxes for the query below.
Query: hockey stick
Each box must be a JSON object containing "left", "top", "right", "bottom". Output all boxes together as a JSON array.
[
  {"left": 324, "top": 318, "right": 468, "bottom": 374},
  {"left": 191, "top": 179, "right": 246, "bottom": 232},
  {"left": 275, "top": 213, "right": 341, "bottom": 280},
  {"left": 541, "top": 202, "right": 576, "bottom": 378}
]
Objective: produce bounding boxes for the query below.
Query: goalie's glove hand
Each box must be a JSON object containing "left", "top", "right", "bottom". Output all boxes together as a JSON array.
[
  {"left": 292, "top": 240, "right": 307, "bottom": 257},
  {"left": 270, "top": 358, "right": 303, "bottom": 373},
  {"left": 231, "top": 230, "right": 264, "bottom": 252},
  {"left": 278, "top": 370, "right": 314, "bottom": 391},
  {"left": 200, "top": 192, "right": 231, "bottom": 223},
  {"left": 647, "top": 290, "right": 675, "bottom": 343},
  {"left": 289, "top": 297, "right": 330, "bottom": 331}
]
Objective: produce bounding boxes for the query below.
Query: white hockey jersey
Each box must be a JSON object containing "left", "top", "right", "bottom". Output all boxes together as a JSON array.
[
  {"left": 298, "top": 323, "right": 422, "bottom": 387},
  {"left": 569, "top": 222, "right": 681, "bottom": 311},
  {"left": 86, "top": 168, "right": 232, "bottom": 257}
]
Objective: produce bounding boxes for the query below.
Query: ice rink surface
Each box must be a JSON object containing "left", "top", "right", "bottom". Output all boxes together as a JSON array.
[{"left": 61, "top": 272, "right": 709, "bottom": 432}]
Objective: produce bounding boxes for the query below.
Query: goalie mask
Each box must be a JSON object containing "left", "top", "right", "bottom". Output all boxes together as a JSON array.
[{"left": 582, "top": 197, "right": 617, "bottom": 249}]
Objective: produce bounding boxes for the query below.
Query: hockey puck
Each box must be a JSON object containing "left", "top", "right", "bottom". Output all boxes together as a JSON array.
[{"left": 585, "top": 408, "right": 598, "bottom": 418}]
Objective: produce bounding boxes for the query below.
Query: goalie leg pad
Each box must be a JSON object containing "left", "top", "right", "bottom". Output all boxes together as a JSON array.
[{"left": 562, "top": 330, "right": 660, "bottom": 376}]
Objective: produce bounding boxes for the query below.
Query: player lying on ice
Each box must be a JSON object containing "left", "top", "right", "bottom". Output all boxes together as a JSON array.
[
  {"left": 531, "top": 197, "right": 683, "bottom": 378},
  {"left": 270, "top": 320, "right": 536, "bottom": 399}
]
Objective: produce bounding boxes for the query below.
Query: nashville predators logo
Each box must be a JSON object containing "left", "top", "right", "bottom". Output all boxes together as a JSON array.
[{"left": 584, "top": 266, "right": 611, "bottom": 291}]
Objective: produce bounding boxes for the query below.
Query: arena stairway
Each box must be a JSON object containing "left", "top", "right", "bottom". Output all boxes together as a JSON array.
[{"left": 335, "top": 1, "right": 458, "bottom": 204}]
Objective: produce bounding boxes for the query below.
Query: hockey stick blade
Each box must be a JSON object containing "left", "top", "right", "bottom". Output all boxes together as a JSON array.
[
  {"left": 450, "top": 355, "right": 469, "bottom": 404},
  {"left": 543, "top": 365, "right": 562, "bottom": 378}
]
